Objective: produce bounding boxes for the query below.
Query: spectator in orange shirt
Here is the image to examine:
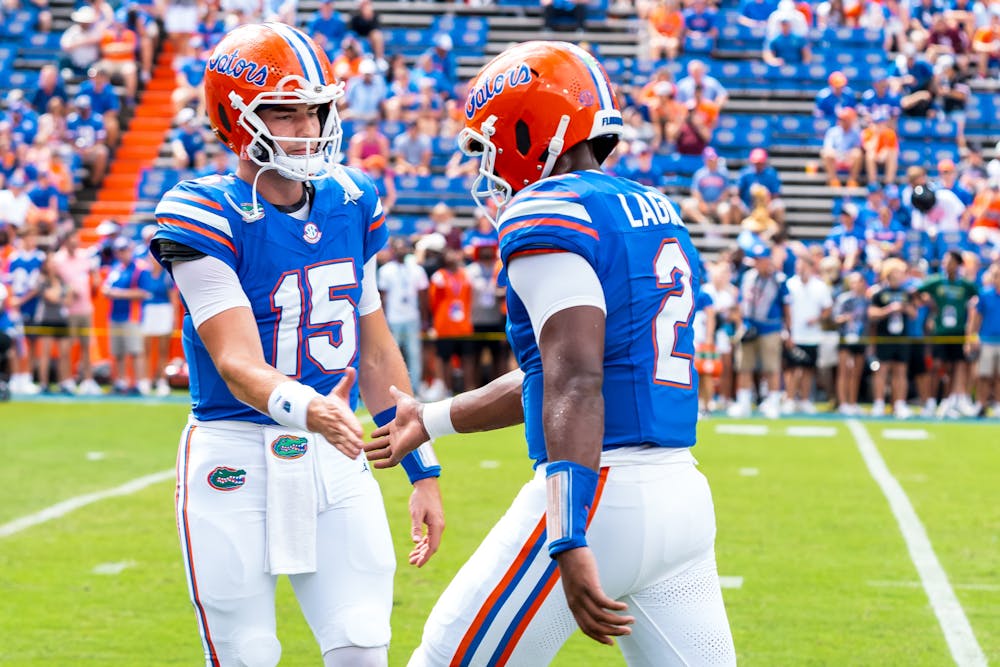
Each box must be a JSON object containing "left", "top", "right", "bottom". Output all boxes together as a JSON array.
[
  {"left": 972, "top": 9, "right": 1000, "bottom": 78},
  {"left": 645, "top": 0, "right": 685, "bottom": 60},
  {"left": 969, "top": 177, "right": 1000, "bottom": 246},
  {"left": 99, "top": 18, "right": 138, "bottom": 101},
  {"left": 332, "top": 35, "right": 363, "bottom": 82},
  {"left": 643, "top": 80, "right": 686, "bottom": 151},
  {"left": 428, "top": 247, "right": 473, "bottom": 394},
  {"left": 861, "top": 108, "right": 899, "bottom": 185}
]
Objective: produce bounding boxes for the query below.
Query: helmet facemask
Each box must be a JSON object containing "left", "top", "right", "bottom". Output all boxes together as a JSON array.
[{"left": 230, "top": 74, "right": 346, "bottom": 182}]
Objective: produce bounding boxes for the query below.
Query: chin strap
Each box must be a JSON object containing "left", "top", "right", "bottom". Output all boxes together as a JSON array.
[
  {"left": 224, "top": 168, "right": 267, "bottom": 223},
  {"left": 539, "top": 114, "right": 571, "bottom": 181}
]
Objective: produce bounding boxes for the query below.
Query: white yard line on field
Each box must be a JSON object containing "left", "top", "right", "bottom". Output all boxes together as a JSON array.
[
  {"left": 0, "top": 469, "right": 174, "bottom": 539},
  {"left": 847, "top": 420, "right": 987, "bottom": 667},
  {"left": 1, "top": 414, "right": 378, "bottom": 540}
]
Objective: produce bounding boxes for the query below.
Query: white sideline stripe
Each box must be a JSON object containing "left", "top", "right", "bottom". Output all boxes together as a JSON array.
[
  {"left": 738, "top": 467, "right": 760, "bottom": 477},
  {"left": 93, "top": 561, "right": 135, "bottom": 575},
  {"left": 719, "top": 576, "right": 744, "bottom": 589},
  {"left": 715, "top": 424, "right": 769, "bottom": 436},
  {"left": 847, "top": 420, "right": 987, "bottom": 667},
  {"left": 0, "top": 469, "right": 174, "bottom": 539},
  {"left": 883, "top": 428, "right": 930, "bottom": 440},
  {"left": 786, "top": 426, "right": 837, "bottom": 438},
  {"left": 1, "top": 413, "right": 377, "bottom": 540}
]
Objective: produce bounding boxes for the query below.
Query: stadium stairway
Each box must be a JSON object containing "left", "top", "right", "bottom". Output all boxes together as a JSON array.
[{"left": 77, "top": 44, "right": 178, "bottom": 244}]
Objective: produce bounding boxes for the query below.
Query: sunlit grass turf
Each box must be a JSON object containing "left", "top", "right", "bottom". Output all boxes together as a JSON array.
[{"left": 1, "top": 402, "right": 997, "bottom": 665}]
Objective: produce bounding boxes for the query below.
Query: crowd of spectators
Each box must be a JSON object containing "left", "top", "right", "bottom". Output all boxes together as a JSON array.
[{"left": 1, "top": 0, "right": 1000, "bottom": 415}]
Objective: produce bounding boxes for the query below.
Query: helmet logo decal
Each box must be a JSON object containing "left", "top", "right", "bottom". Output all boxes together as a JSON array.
[
  {"left": 465, "top": 63, "right": 532, "bottom": 120},
  {"left": 578, "top": 90, "right": 595, "bottom": 107},
  {"left": 207, "top": 49, "right": 268, "bottom": 87}
]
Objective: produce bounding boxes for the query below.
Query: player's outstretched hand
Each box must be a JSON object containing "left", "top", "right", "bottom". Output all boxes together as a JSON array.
[
  {"left": 408, "top": 477, "right": 444, "bottom": 567},
  {"left": 364, "top": 385, "right": 430, "bottom": 469},
  {"left": 308, "top": 367, "right": 365, "bottom": 459},
  {"left": 555, "top": 547, "right": 633, "bottom": 646}
]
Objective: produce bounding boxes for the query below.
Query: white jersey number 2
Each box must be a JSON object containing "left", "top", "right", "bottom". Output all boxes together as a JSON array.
[
  {"left": 652, "top": 239, "right": 694, "bottom": 388},
  {"left": 272, "top": 261, "right": 358, "bottom": 377}
]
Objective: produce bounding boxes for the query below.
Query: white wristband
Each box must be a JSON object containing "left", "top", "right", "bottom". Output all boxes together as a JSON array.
[
  {"left": 267, "top": 381, "right": 321, "bottom": 432},
  {"left": 422, "top": 397, "right": 457, "bottom": 439}
]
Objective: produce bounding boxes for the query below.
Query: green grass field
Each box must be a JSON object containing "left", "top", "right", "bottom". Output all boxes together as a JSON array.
[{"left": 1, "top": 400, "right": 997, "bottom": 666}]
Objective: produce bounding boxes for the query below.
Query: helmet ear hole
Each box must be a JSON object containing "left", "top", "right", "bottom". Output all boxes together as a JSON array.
[
  {"left": 515, "top": 120, "right": 532, "bottom": 156},
  {"left": 216, "top": 102, "right": 232, "bottom": 132}
]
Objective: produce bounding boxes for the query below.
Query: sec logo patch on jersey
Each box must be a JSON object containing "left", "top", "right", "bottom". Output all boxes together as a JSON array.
[
  {"left": 207, "top": 466, "right": 247, "bottom": 491},
  {"left": 303, "top": 222, "right": 322, "bottom": 244}
]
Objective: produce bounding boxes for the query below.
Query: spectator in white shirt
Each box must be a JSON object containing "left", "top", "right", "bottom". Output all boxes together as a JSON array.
[
  {"left": 377, "top": 237, "right": 429, "bottom": 393},
  {"left": 910, "top": 184, "right": 967, "bottom": 235},
  {"left": 783, "top": 255, "right": 833, "bottom": 413}
]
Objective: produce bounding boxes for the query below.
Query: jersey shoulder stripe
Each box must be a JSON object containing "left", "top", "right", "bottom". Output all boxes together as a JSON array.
[{"left": 154, "top": 178, "right": 240, "bottom": 261}]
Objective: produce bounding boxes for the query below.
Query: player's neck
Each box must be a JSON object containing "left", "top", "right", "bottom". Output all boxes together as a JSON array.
[
  {"left": 551, "top": 143, "right": 601, "bottom": 177},
  {"left": 237, "top": 162, "right": 306, "bottom": 207}
]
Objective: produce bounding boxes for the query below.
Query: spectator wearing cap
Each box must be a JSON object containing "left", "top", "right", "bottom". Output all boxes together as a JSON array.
[
  {"left": 60, "top": 5, "right": 104, "bottom": 75},
  {"left": 869, "top": 258, "right": 917, "bottom": 418},
  {"left": 763, "top": 17, "right": 812, "bottom": 66},
  {"left": 542, "top": 0, "right": 588, "bottom": 32},
  {"left": 935, "top": 158, "right": 975, "bottom": 205},
  {"left": 821, "top": 106, "right": 863, "bottom": 188},
  {"left": 4, "top": 92, "right": 40, "bottom": 147},
  {"left": 676, "top": 60, "right": 728, "bottom": 109},
  {"left": 343, "top": 58, "right": 387, "bottom": 122},
  {"left": 765, "top": 0, "right": 810, "bottom": 39},
  {"left": 825, "top": 202, "right": 866, "bottom": 271},
  {"left": 392, "top": 121, "right": 432, "bottom": 176},
  {"left": 683, "top": 0, "right": 719, "bottom": 38},
  {"left": 972, "top": 7, "right": 1000, "bottom": 78},
  {"left": 423, "top": 33, "right": 457, "bottom": 94},
  {"left": 645, "top": 0, "right": 686, "bottom": 60},
  {"left": 30, "top": 65, "right": 67, "bottom": 117},
  {"left": 310, "top": 0, "right": 347, "bottom": 47},
  {"left": 910, "top": 183, "right": 967, "bottom": 236},
  {"left": 98, "top": 15, "right": 138, "bottom": 102},
  {"left": 861, "top": 108, "right": 899, "bottom": 185},
  {"left": 728, "top": 243, "right": 790, "bottom": 419},
  {"left": 348, "top": 0, "right": 385, "bottom": 63},
  {"left": 860, "top": 76, "right": 902, "bottom": 123},
  {"left": 78, "top": 67, "right": 122, "bottom": 146},
  {"left": 814, "top": 71, "right": 857, "bottom": 121},
  {"left": 66, "top": 95, "right": 109, "bottom": 186},
  {"left": 889, "top": 44, "right": 937, "bottom": 116},
  {"left": 737, "top": 148, "right": 785, "bottom": 226},
  {"left": 169, "top": 108, "right": 206, "bottom": 171},
  {"left": 102, "top": 237, "right": 150, "bottom": 395},
  {"left": 683, "top": 147, "right": 741, "bottom": 226}
]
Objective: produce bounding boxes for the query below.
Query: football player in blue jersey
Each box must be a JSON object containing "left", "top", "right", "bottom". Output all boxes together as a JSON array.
[
  {"left": 366, "top": 41, "right": 735, "bottom": 666},
  {"left": 149, "top": 24, "right": 443, "bottom": 667}
]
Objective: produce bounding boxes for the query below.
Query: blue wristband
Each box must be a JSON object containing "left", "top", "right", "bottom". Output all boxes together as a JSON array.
[
  {"left": 545, "top": 460, "right": 599, "bottom": 558},
  {"left": 372, "top": 406, "right": 442, "bottom": 484}
]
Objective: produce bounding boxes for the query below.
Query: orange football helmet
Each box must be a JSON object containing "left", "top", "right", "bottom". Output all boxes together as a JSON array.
[
  {"left": 458, "top": 41, "right": 623, "bottom": 218},
  {"left": 204, "top": 22, "right": 345, "bottom": 186}
]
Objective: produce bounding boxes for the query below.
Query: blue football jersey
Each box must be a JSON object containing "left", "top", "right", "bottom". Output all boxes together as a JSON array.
[
  {"left": 152, "top": 169, "right": 388, "bottom": 423},
  {"left": 498, "top": 171, "right": 702, "bottom": 466},
  {"left": 7, "top": 248, "right": 44, "bottom": 319}
]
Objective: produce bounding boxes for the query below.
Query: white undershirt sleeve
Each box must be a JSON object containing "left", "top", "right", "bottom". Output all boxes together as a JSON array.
[
  {"left": 171, "top": 255, "right": 253, "bottom": 329},
  {"left": 506, "top": 252, "right": 606, "bottom": 342},
  {"left": 358, "top": 256, "right": 382, "bottom": 316}
]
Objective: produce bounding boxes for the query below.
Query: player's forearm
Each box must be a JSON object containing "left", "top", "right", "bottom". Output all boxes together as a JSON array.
[{"left": 444, "top": 368, "right": 525, "bottom": 433}]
